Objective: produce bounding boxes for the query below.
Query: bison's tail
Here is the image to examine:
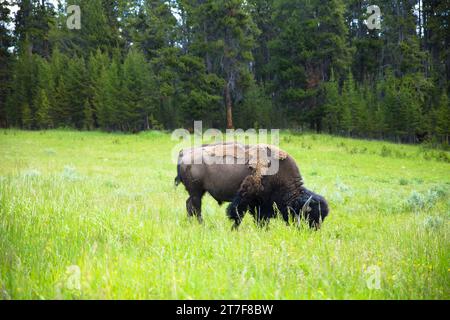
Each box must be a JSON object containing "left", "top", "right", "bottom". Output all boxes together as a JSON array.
[
  {"left": 174, "top": 163, "right": 182, "bottom": 187},
  {"left": 174, "top": 175, "right": 181, "bottom": 187}
]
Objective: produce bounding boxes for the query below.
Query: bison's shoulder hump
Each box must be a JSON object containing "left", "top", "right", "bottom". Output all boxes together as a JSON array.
[
  {"left": 258, "top": 144, "right": 288, "bottom": 160},
  {"left": 203, "top": 143, "right": 246, "bottom": 159},
  {"left": 201, "top": 143, "right": 288, "bottom": 161},
  {"left": 246, "top": 144, "right": 289, "bottom": 176}
]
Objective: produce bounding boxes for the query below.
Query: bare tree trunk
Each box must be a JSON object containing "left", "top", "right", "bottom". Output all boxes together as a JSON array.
[
  {"left": 225, "top": 84, "right": 233, "bottom": 129},
  {"left": 204, "top": 22, "right": 212, "bottom": 73},
  {"left": 144, "top": 114, "right": 150, "bottom": 130}
]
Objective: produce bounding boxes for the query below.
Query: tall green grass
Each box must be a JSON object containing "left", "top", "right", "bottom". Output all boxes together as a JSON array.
[{"left": 0, "top": 130, "right": 449, "bottom": 299}]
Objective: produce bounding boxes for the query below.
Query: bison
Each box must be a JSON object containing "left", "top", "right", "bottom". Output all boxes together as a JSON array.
[{"left": 175, "top": 143, "right": 329, "bottom": 229}]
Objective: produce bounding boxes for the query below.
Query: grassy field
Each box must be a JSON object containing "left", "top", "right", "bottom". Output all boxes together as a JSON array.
[{"left": 0, "top": 129, "right": 449, "bottom": 300}]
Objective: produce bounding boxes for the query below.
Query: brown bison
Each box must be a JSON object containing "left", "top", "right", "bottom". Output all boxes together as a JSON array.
[{"left": 175, "top": 143, "right": 329, "bottom": 229}]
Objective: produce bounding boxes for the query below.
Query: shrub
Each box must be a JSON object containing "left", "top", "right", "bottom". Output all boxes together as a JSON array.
[
  {"left": 335, "top": 178, "right": 350, "bottom": 192},
  {"left": 423, "top": 216, "right": 445, "bottom": 230},
  {"left": 380, "top": 145, "right": 392, "bottom": 157},
  {"left": 22, "top": 169, "right": 41, "bottom": 179},
  {"left": 61, "top": 166, "right": 81, "bottom": 181},
  {"left": 405, "top": 189, "right": 442, "bottom": 212},
  {"left": 436, "top": 151, "right": 450, "bottom": 163}
]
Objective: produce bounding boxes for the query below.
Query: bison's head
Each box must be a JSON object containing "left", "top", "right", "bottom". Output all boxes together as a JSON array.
[{"left": 291, "top": 189, "right": 329, "bottom": 229}]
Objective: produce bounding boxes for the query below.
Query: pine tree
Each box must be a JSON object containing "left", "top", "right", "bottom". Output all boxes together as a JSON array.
[
  {"left": 53, "top": 78, "right": 71, "bottom": 127},
  {"left": 21, "top": 103, "right": 33, "bottom": 129},
  {"left": 52, "top": 0, "right": 121, "bottom": 57},
  {"left": 353, "top": 86, "right": 369, "bottom": 137},
  {"left": 341, "top": 72, "right": 359, "bottom": 135},
  {"left": 378, "top": 0, "right": 426, "bottom": 77},
  {"left": 339, "top": 98, "right": 352, "bottom": 136},
  {"left": 48, "top": 48, "right": 68, "bottom": 127},
  {"left": 83, "top": 99, "right": 95, "bottom": 130},
  {"left": 235, "top": 81, "right": 274, "bottom": 129},
  {"left": 323, "top": 70, "right": 340, "bottom": 134},
  {"left": 373, "top": 105, "right": 387, "bottom": 139},
  {"left": 433, "top": 91, "right": 450, "bottom": 144},
  {"left": 86, "top": 49, "right": 110, "bottom": 129},
  {"left": 122, "top": 48, "right": 156, "bottom": 131},
  {"left": 131, "top": 0, "right": 178, "bottom": 60},
  {"left": 94, "top": 56, "right": 122, "bottom": 131},
  {"left": 380, "top": 70, "right": 399, "bottom": 139},
  {"left": 34, "top": 55, "right": 54, "bottom": 124},
  {"left": 361, "top": 82, "right": 378, "bottom": 137},
  {"left": 373, "top": 79, "right": 388, "bottom": 138},
  {"left": 399, "top": 75, "right": 424, "bottom": 142},
  {"left": 35, "top": 89, "right": 52, "bottom": 129},
  {"left": 148, "top": 42, "right": 224, "bottom": 130},
  {"left": 0, "top": 1, "right": 13, "bottom": 127},
  {"left": 268, "top": 0, "right": 351, "bottom": 131},
  {"left": 6, "top": 38, "right": 38, "bottom": 127},
  {"left": 346, "top": 1, "right": 384, "bottom": 83},
  {"left": 187, "top": 0, "right": 259, "bottom": 129},
  {"left": 247, "top": 0, "right": 276, "bottom": 85},
  {"left": 422, "top": 0, "right": 450, "bottom": 93},
  {"left": 15, "top": 0, "right": 55, "bottom": 58},
  {"left": 65, "top": 56, "right": 89, "bottom": 129},
  {"left": 177, "top": 53, "right": 225, "bottom": 128}
]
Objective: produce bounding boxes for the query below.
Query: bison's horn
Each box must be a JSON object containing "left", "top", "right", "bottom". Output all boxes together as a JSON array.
[
  {"left": 286, "top": 206, "right": 296, "bottom": 217},
  {"left": 301, "top": 195, "right": 314, "bottom": 216}
]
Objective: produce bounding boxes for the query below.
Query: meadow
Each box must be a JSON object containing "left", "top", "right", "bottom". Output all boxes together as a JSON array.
[{"left": 0, "top": 129, "right": 448, "bottom": 299}]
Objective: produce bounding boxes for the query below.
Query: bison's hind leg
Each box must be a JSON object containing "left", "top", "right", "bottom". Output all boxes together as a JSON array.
[{"left": 186, "top": 191, "right": 205, "bottom": 224}]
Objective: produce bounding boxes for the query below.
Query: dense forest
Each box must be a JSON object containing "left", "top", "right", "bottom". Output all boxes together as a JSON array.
[{"left": 0, "top": 0, "right": 448, "bottom": 143}]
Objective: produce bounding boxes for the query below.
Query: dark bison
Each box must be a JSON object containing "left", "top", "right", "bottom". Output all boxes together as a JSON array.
[{"left": 175, "top": 143, "right": 329, "bottom": 229}]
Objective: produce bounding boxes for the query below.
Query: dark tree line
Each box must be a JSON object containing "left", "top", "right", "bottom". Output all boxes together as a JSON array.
[{"left": 0, "top": 0, "right": 448, "bottom": 144}]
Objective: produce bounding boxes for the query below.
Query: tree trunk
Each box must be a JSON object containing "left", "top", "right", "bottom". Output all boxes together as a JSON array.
[
  {"left": 144, "top": 113, "right": 150, "bottom": 130},
  {"left": 204, "top": 22, "right": 212, "bottom": 73},
  {"left": 225, "top": 84, "right": 233, "bottom": 129}
]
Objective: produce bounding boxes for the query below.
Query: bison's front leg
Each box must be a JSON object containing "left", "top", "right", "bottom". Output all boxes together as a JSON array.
[
  {"left": 186, "top": 192, "right": 204, "bottom": 223},
  {"left": 279, "top": 205, "right": 305, "bottom": 227},
  {"left": 250, "top": 204, "right": 272, "bottom": 228},
  {"left": 227, "top": 174, "right": 264, "bottom": 230},
  {"left": 226, "top": 195, "right": 249, "bottom": 230}
]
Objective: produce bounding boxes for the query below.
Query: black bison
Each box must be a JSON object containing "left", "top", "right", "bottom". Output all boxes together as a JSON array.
[{"left": 175, "top": 143, "right": 329, "bottom": 229}]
